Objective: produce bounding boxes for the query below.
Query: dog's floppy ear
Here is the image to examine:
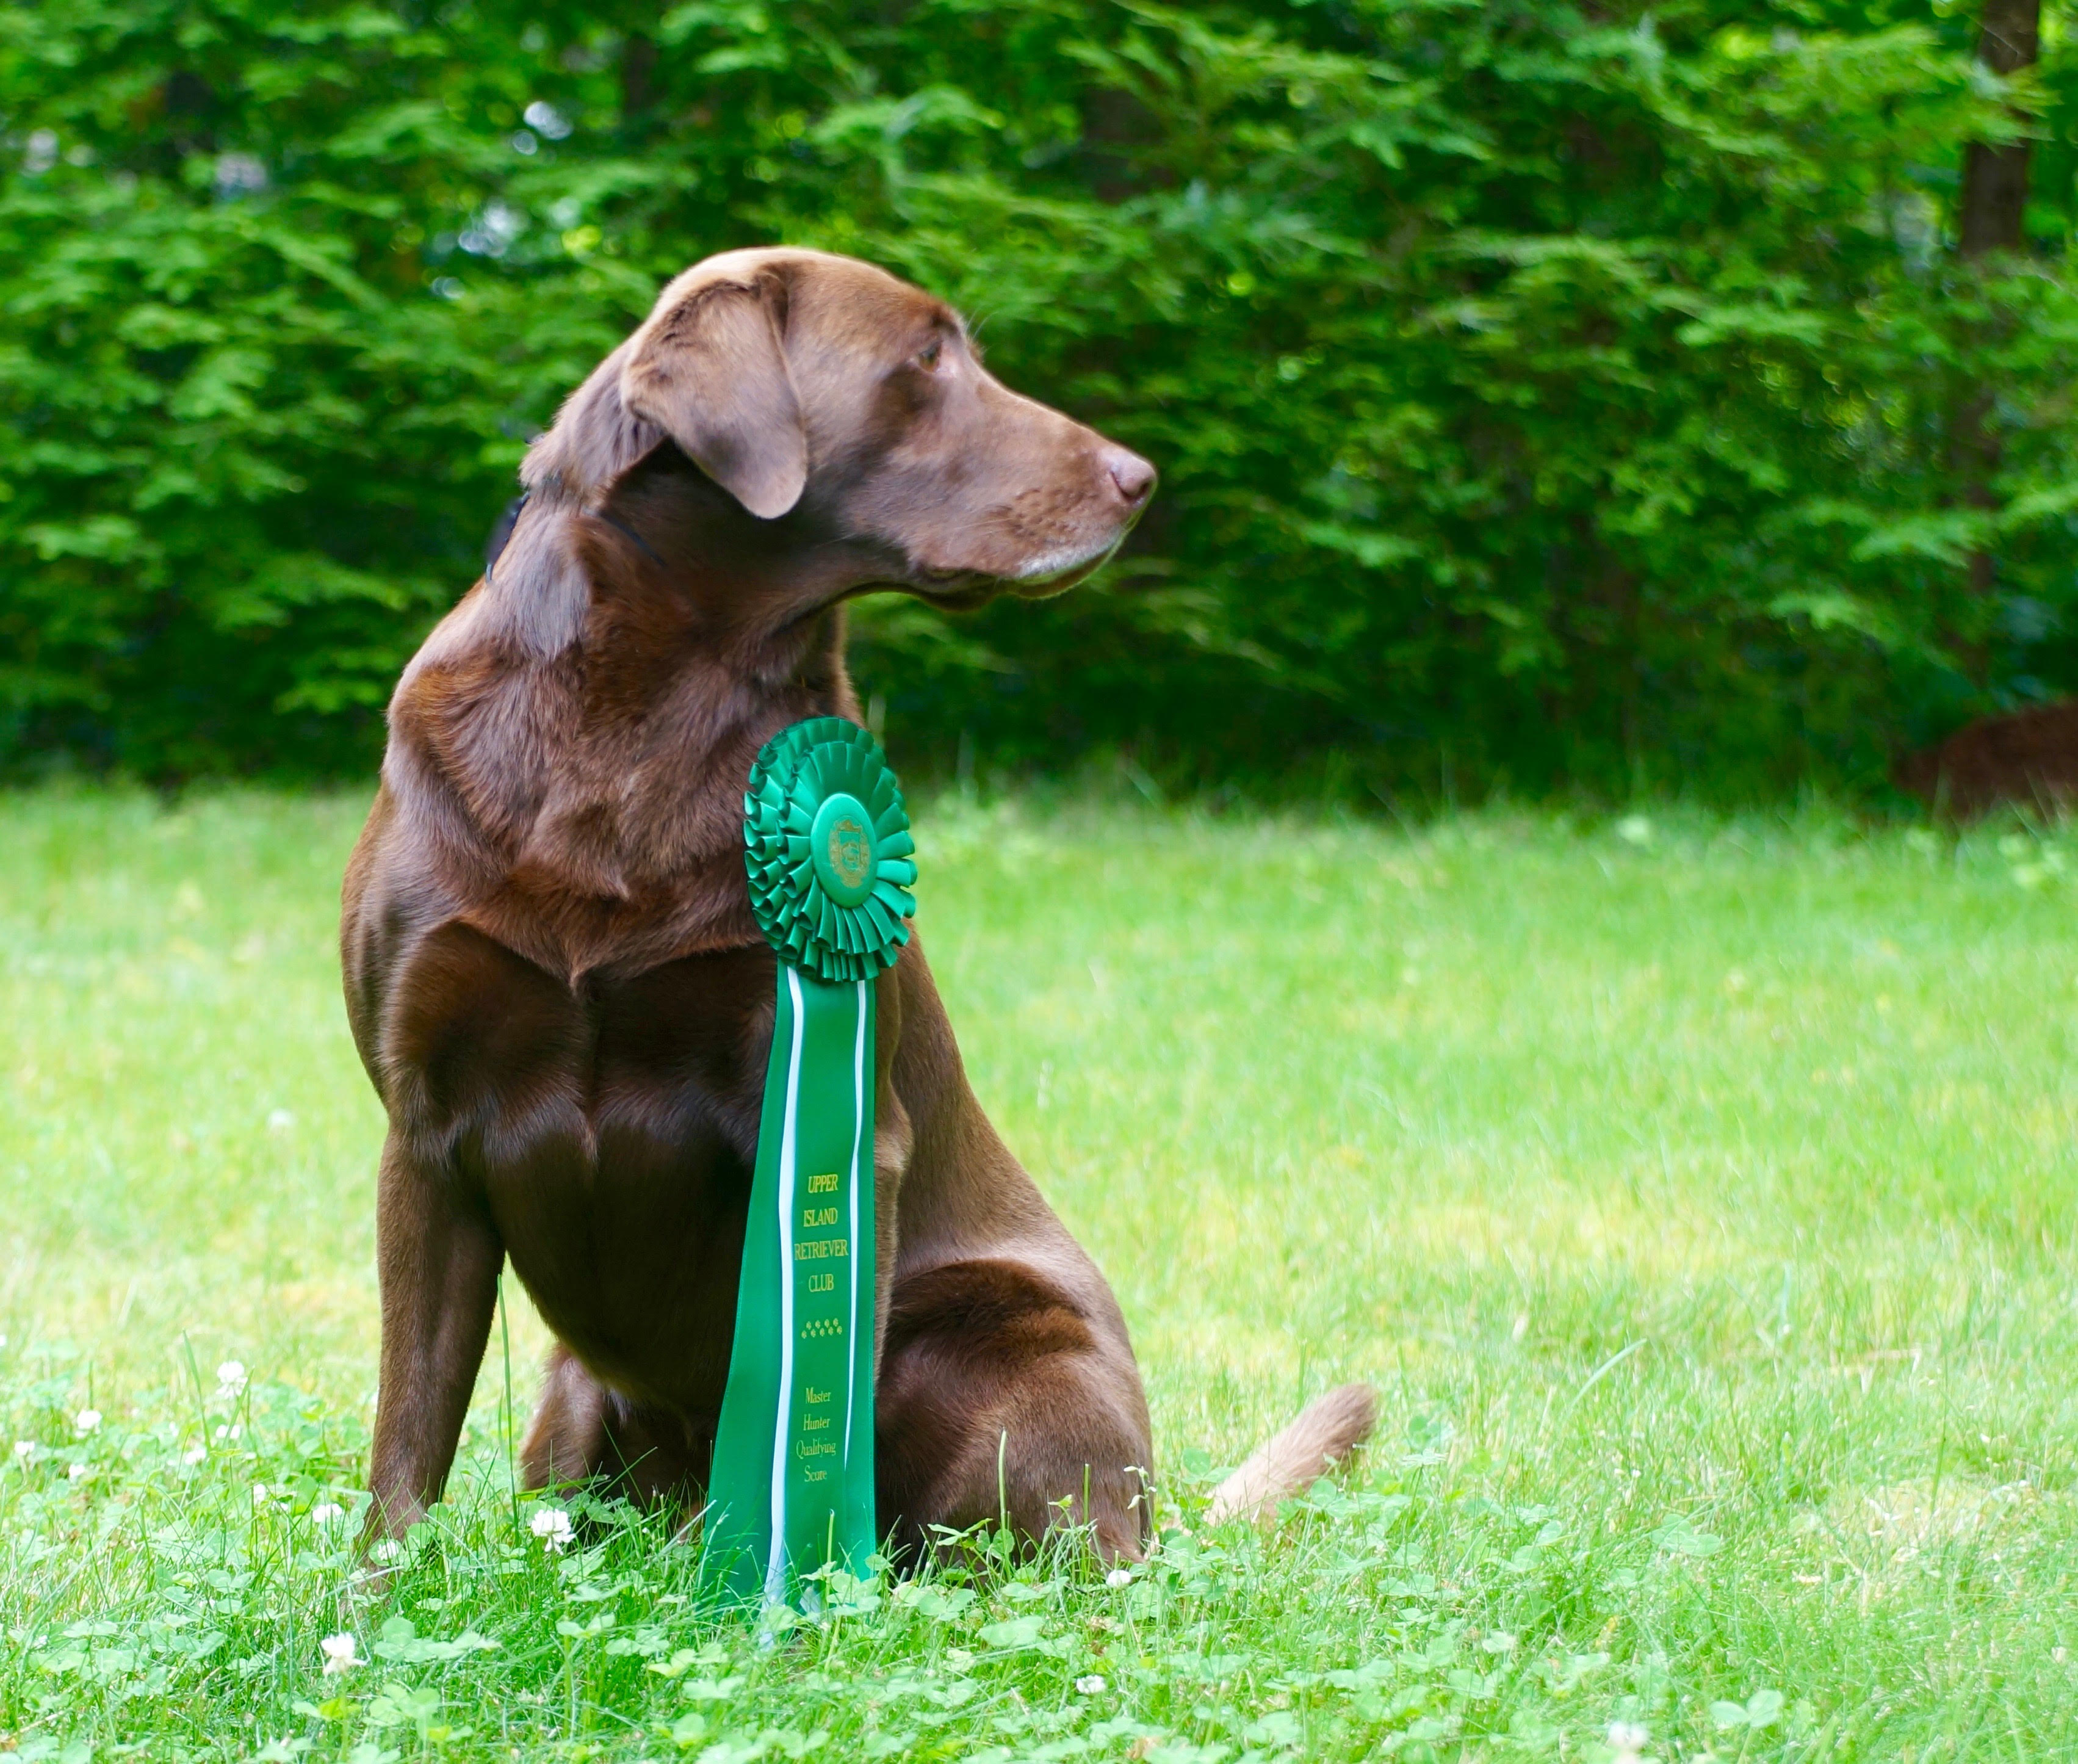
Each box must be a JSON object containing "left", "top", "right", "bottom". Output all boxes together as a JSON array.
[{"left": 618, "top": 273, "right": 806, "bottom": 521}]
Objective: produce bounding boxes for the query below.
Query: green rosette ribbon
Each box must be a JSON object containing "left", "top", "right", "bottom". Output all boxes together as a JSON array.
[{"left": 705, "top": 717, "right": 915, "bottom": 1610}]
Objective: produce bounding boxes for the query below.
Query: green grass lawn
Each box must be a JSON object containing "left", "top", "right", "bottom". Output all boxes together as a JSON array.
[{"left": 4, "top": 787, "right": 2078, "bottom": 1762}]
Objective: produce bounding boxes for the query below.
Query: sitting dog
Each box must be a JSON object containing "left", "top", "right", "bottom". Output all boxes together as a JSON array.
[{"left": 341, "top": 247, "right": 1374, "bottom": 1561}]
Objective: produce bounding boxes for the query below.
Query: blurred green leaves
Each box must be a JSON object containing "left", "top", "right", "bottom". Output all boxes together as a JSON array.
[{"left": 7, "top": 0, "right": 2078, "bottom": 790}]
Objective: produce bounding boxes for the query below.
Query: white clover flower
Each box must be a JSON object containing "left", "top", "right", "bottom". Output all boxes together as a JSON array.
[
  {"left": 11, "top": 1440, "right": 31, "bottom": 1461},
  {"left": 1105, "top": 1566, "right": 1132, "bottom": 1589},
  {"left": 369, "top": 1537, "right": 404, "bottom": 1564},
  {"left": 311, "top": 1502, "right": 345, "bottom": 1525},
  {"left": 251, "top": 1483, "right": 269, "bottom": 1506},
  {"left": 1075, "top": 1674, "right": 1107, "bottom": 1696},
  {"left": 266, "top": 1109, "right": 294, "bottom": 1132},
  {"left": 320, "top": 1632, "right": 361, "bottom": 1675},
  {"left": 215, "top": 1360, "right": 248, "bottom": 1397},
  {"left": 68, "top": 1462, "right": 88, "bottom": 1481},
  {"left": 182, "top": 1445, "right": 206, "bottom": 1466},
  {"left": 1609, "top": 1720, "right": 1650, "bottom": 1764},
  {"left": 530, "top": 1506, "right": 575, "bottom": 1553},
  {"left": 74, "top": 1408, "right": 101, "bottom": 1434}
]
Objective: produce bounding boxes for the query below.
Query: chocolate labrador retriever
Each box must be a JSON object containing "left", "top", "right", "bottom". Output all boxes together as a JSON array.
[{"left": 342, "top": 247, "right": 1373, "bottom": 1563}]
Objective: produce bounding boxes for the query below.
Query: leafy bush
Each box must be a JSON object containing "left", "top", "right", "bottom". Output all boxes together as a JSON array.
[{"left": 5, "top": 1, "right": 2078, "bottom": 792}]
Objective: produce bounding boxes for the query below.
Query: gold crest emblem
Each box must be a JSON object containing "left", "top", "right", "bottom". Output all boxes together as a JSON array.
[{"left": 828, "top": 814, "right": 871, "bottom": 892}]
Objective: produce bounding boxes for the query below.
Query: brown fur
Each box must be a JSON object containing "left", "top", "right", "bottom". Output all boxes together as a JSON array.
[
  {"left": 1896, "top": 699, "right": 2078, "bottom": 820},
  {"left": 1205, "top": 1384, "right": 1379, "bottom": 1525},
  {"left": 342, "top": 247, "right": 1369, "bottom": 1567}
]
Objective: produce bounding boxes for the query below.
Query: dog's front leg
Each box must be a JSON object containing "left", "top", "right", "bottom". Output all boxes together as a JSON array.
[
  {"left": 364, "top": 1127, "right": 502, "bottom": 1547},
  {"left": 871, "top": 1082, "right": 912, "bottom": 1371}
]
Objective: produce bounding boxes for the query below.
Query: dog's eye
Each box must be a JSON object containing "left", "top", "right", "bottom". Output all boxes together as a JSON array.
[{"left": 915, "top": 339, "right": 943, "bottom": 372}]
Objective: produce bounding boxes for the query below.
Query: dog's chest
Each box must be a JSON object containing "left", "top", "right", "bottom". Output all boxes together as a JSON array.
[{"left": 388, "top": 921, "right": 777, "bottom": 1391}]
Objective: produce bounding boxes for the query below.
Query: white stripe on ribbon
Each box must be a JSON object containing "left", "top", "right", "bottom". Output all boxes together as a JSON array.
[
  {"left": 766, "top": 966, "right": 807, "bottom": 1607},
  {"left": 843, "top": 978, "right": 867, "bottom": 1469}
]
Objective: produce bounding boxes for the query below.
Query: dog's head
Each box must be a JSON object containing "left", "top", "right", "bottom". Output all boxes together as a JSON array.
[{"left": 524, "top": 248, "right": 1154, "bottom": 607}]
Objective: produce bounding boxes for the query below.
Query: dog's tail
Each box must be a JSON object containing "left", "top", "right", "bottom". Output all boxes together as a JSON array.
[{"left": 1204, "top": 1382, "right": 1379, "bottom": 1525}]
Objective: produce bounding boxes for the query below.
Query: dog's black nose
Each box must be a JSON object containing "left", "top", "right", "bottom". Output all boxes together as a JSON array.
[{"left": 1103, "top": 446, "right": 1156, "bottom": 508}]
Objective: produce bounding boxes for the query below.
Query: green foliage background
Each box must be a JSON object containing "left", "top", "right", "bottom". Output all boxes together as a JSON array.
[{"left": 8, "top": 0, "right": 2078, "bottom": 792}]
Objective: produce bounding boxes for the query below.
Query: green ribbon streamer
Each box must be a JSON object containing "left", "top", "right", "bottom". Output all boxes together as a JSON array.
[{"left": 705, "top": 717, "right": 917, "bottom": 1608}]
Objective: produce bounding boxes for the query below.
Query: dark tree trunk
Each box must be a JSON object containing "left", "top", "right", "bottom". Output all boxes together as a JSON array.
[
  {"left": 621, "top": 33, "right": 657, "bottom": 129},
  {"left": 1958, "top": 0, "right": 2041, "bottom": 259},
  {"left": 1952, "top": 0, "right": 2040, "bottom": 682}
]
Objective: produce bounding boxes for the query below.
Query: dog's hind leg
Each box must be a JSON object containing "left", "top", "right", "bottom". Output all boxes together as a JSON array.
[
  {"left": 520, "top": 1345, "right": 712, "bottom": 1517},
  {"left": 876, "top": 1257, "right": 1153, "bottom": 1564},
  {"left": 519, "top": 1344, "right": 611, "bottom": 1492}
]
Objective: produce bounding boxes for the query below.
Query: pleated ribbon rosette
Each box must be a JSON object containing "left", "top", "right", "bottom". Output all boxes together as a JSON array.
[{"left": 704, "top": 717, "right": 916, "bottom": 1608}]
